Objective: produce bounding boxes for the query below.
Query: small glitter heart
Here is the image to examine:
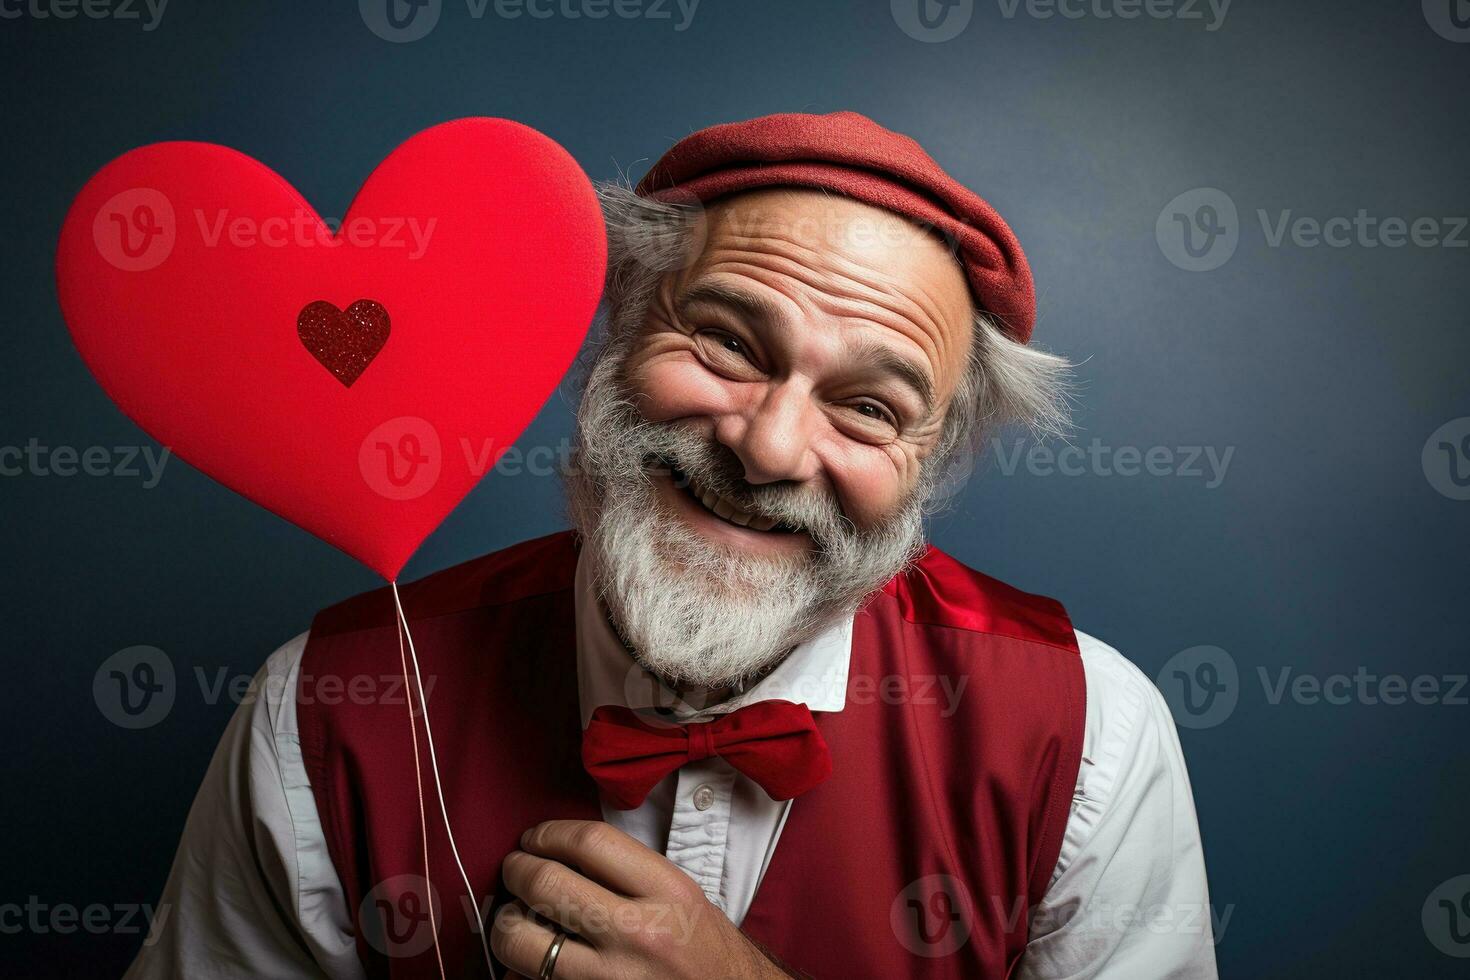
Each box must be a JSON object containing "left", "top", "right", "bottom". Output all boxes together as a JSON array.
[{"left": 297, "top": 299, "right": 391, "bottom": 387}]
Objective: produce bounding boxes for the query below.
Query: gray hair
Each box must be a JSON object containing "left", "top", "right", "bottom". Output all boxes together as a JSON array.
[{"left": 587, "top": 181, "right": 1073, "bottom": 507}]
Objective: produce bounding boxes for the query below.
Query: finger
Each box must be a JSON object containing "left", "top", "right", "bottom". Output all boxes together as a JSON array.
[
  {"left": 490, "top": 900, "right": 598, "bottom": 980},
  {"left": 518, "top": 820, "right": 670, "bottom": 898},
  {"left": 501, "top": 849, "right": 628, "bottom": 942}
]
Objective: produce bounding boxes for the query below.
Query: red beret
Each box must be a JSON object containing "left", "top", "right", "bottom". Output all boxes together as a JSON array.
[{"left": 634, "top": 110, "right": 1037, "bottom": 344}]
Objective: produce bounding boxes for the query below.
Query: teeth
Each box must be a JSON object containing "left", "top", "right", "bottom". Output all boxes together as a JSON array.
[{"left": 684, "top": 476, "right": 791, "bottom": 532}]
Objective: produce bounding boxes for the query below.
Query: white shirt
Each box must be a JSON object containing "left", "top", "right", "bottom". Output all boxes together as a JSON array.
[{"left": 127, "top": 551, "right": 1218, "bottom": 979}]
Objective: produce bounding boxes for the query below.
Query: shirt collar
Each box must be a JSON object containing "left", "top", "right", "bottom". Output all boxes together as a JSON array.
[{"left": 574, "top": 548, "right": 853, "bottom": 728}]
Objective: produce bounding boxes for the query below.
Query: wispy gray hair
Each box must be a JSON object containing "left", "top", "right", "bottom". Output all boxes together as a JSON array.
[{"left": 586, "top": 181, "right": 1073, "bottom": 507}]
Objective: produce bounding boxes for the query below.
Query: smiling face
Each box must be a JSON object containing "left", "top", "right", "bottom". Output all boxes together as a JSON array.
[
  {"left": 567, "top": 188, "right": 978, "bottom": 688},
  {"left": 625, "top": 189, "right": 975, "bottom": 552}
]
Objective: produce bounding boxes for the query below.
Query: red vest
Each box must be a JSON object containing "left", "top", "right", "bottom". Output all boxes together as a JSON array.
[{"left": 298, "top": 531, "right": 1085, "bottom": 978}]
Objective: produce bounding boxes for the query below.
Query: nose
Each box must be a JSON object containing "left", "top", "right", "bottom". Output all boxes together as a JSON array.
[{"left": 713, "top": 381, "right": 821, "bottom": 486}]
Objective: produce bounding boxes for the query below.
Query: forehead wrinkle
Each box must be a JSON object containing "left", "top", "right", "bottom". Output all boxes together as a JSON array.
[
  {"left": 676, "top": 277, "right": 788, "bottom": 329},
  {"left": 695, "top": 233, "right": 965, "bottom": 391},
  {"left": 708, "top": 198, "right": 966, "bottom": 332},
  {"left": 806, "top": 279, "right": 957, "bottom": 381},
  {"left": 717, "top": 221, "right": 955, "bottom": 326}
]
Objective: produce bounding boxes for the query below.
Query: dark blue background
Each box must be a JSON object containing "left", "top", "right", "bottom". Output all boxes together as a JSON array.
[{"left": 3, "top": 1, "right": 1467, "bottom": 976}]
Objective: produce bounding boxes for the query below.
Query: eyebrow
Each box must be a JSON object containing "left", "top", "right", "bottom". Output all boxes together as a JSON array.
[
  {"left": 847, "top": 339, "right": 937, "bottom": 417},
  {"left": 677, "top": 279, "right": 938, "bottom": 417},
  {"left": 676, "top": 280, "right": 786, "bottom": 328}
]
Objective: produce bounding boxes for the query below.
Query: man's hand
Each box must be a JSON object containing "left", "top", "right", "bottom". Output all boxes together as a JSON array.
[{"left": 490, "top": 819, "right": 791, "bottom": 979}]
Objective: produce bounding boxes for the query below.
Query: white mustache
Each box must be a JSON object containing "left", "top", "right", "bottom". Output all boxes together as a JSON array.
[{"left": 636, "top": 428, "right": 856, "bottom": 550}]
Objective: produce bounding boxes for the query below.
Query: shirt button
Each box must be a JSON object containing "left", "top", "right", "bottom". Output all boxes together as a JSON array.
[{"left": 692, "top": 784, "right": 716, "bottom": 811}]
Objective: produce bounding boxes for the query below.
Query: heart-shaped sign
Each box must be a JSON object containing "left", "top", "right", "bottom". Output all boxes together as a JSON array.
[
  {"left": 56, "top": 119, "right": 606, "bottom": 579},
  {"left": 296, "top": 299, "right": 393, "bottom": 388}
]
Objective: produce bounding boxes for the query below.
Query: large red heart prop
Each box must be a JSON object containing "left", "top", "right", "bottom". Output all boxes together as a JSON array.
[{"left": 56, "top": 119, "right": 606, "bottom": 579}]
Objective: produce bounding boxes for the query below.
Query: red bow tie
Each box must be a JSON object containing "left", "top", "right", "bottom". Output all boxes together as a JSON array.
[{"left": 581, "top": 700, "right": 832, "bottom": 810}]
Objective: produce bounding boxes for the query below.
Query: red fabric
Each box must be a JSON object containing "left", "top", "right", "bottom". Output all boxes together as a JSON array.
[
  {"left": 55, "top": 119, "right": 606, "bottom": 579},
  {"left": 635, "top": 110, "right": 1037, "bottom": 343},
  {"left": 582, "top": 700, "right": 833, "bottom": 810},
  {"left": 298, "top": 531, "right": 1084, "bottom": 978}
]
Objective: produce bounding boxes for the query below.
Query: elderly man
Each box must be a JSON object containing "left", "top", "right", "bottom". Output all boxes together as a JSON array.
[{"left": 128, "top": 112, "right": 1216, "bottom": 979}]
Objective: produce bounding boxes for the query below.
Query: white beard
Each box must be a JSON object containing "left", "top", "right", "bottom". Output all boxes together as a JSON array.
[{"left": 564, "top": 341, "right": 928, "bottom": 689}]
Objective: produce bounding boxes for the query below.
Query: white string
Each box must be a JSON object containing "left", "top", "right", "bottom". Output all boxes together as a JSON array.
[
  {"left": 393, "top": 601, "right": 447, "bottom": 980},
  {"left": 392, "top": 580, "right": 499, "bottom": 980}
]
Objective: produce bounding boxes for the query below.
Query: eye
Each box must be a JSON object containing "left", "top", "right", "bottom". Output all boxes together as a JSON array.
[
  {"left": 848, "top": 400, "right": 898, "bottom": 428},
  {"left": 692, "top": 328, "right": 764, "bottom": 381}
]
